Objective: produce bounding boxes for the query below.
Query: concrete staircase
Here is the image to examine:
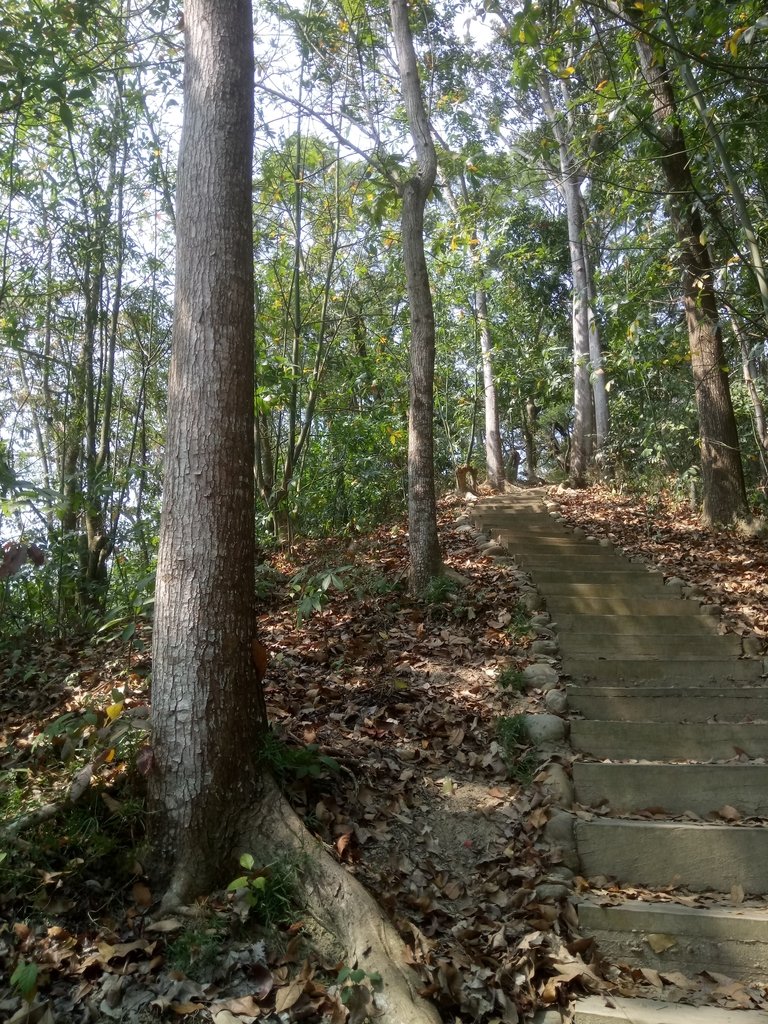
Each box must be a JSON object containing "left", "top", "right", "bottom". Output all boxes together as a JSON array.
[{"left": 471, "top": 489, "right": 768, "bottom": 1024}]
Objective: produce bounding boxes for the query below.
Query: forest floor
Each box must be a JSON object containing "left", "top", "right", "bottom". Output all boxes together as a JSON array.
[{"left": 1, "top": 484, "right": 768, "bottom": 1024}]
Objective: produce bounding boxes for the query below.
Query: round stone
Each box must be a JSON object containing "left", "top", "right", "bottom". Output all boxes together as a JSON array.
[
  {"left": 535, "top": 882, "right": 570, "bottom": 902},
  {"left": 537, "top": 764, "right": 574, "bottom": 807},
  {"left": 524, "top": 713, "right": 566, "bottom": 744},
  {"left": 531, "top": 639, "right": 559, "bottom": 656},
  {"left": 521, "top": 663, "right": 559, "bottom": 690},
  {"left": 519, "top": 592, "right": 543, "bottom": 613},
  {"left": 544, "top": 689, "right": 567, "bottom": 714},
  {"left": 543, "top": 808, "right": 575, "bottom": 846}
]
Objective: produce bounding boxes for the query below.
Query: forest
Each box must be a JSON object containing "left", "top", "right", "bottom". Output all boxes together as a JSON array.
[{"left": 2, "top": 0, "right": 768, "bottom": 1021}]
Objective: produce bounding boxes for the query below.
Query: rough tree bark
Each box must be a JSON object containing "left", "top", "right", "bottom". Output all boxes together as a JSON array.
[
  {"left": 149, "top": 0, "right": 265, "bottom": 902},
  {"left": 150, "top": 5, "right": 441, "bottom": 1020},
  {"left": 626, "top": 14, "right": 748, "bottom": 524},
  {"left": 389, "top": 0, "right": 442, "bottom": 594}
]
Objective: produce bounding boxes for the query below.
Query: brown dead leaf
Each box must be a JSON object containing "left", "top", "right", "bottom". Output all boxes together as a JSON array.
[
  {"left": 730, "top": 883, "right": 745, "bottom": 904},
  {"left": 131, "top": 882, "right": 152, "bottom": 907},
  {"left": 146, "top": 917, "right": 184, "bottom": 933},
  {"left": 8, "top": 1004, "right": 55, "bottom": 1024},
  {"left": 646, "top": 933, "right": 677, "bottom": 954},
  {"left": 658, "top": 970, "right": 699, "bottom": 990},
  {"left": 274, "top": 974, "right": 308, "bottom": 1013}
]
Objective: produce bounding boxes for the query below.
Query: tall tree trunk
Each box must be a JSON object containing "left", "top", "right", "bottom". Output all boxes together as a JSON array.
[
  {"left": 476, "top": 279, "right": 505, "bottom": 490},
  {"left": 150, "top": 0, "right": 266, "bottom": 903},
  {"left": 732, "top": 314, "right": 768, "bottom": 476},
  {"left": 626, "top": 15, "right": 748, "bottom": 524},
  {"left": 148, "top": 14, "right": 447, "bottom": 1016},
  {"left": 579, "top": 194, "right": 610, "bottom": 453},
  {"left": 389, "top": 0, "right": 441, "bottom": 594},
  {"left": 437, "top": 164, "right": 506, "bottom": 491},
  {"left": 539, "top": 78, "right": 594, "bottom": 487},
  {"left": 662, "top": 12, "right": 768, "bottom": 330}
]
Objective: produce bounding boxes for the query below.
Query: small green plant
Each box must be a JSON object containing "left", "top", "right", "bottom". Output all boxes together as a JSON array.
[
  {"left": 289, "top": 565, "right": 353, "bottom": 626},
  {"left": 227, "top": 853, "right": 297, "bottom": 925},
  {"left": 0, "top": 770, "right": 27, "bottom": 816},
  {"left": 96, "top": 571, "right": 155, "bottom": 651},
  {"left": 497, "top": 715, "right": 528, "bottom": 751},
  {"left": 497, "top": 666, "right": 525, "bottom": 692},
  {"left": 423, "top": 575, "right": 457, "bottom": 604},
  {"left": 254, "top": 562, "right": 285, "bottom": 602},
  {"left": 506, "top": 603, "right": 533, "bottom": 640},
  {"left": 260, "top": 731, "right": 340, "bottom": 785},
  {"left": 11, "top": 961, "right": 39, "bottom": 1003},
  {"left": 337, "top": 964, "right": 383, "bottom": 1014},
  {"left": 166, "top": 926, "right": 224, "bottom": 982},
  {"left": 496, "top": 716, "right": 539, "bottom": 784}
]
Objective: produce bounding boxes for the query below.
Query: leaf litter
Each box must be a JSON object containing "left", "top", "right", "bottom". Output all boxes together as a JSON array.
[{"left": 1, "top": 489, "right": 767, "bottom": 1021}]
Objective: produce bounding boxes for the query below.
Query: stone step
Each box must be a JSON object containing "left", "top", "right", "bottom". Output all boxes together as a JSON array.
[
  {"left": 562, "top": 656, "right": 763, "bottom": 683},
  {"left": 519, "top": 557, "right": 651, "bottom": 574},
  {"left": 573, "top": 762, "right": 768, "bottom": 816},
  {"left": 571, "top": 719, "right": 768, "bottom": 760},
  {"left": 559, "top": 634, "right": 743, "bottom": 660},
  {"left": 499, "top": 539, "right": 614, "bottom": 554},
  {"left": 567, "top": 685, "right": 768, "bottom": 722},
  {"left": 575, "top": 818, "right": 768, "bottom": 892},
  {"left": 535, "top": 569, "right": 671, "bottom": 586},
  {"left": 537, "top": 581, "right": 678, "bottom": 598},
  {"left": 568, "top": 995, "right": 768, "bottom": 1024},
  {"left": 556, "top": 614, "right": 718, "bottom": 636},
  {"left": 546, "top": 596, "right": 708, "bottom": 617},
  {"left": 577, "top": 900, "right": 768, "bottom": 983},
  {"left": 474, "top": 514, "right": 559, "bottom": 526}
]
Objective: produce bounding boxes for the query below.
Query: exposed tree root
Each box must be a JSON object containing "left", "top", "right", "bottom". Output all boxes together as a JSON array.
[{"left": 242, "top": 777, "right": 442, "bottom": 1024}]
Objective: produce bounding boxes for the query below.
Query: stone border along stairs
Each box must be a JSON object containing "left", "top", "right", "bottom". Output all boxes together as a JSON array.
[{"left": 469, "top": 488, "right": 768, "bottom": 1024}]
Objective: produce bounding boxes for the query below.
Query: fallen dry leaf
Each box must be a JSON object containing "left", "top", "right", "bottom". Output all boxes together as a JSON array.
[{"left": 646, "top": 933, "right": 677, "bottom": 954}]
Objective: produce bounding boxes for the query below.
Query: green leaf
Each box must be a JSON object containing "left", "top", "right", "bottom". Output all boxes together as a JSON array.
[
  {"left": 227, "top": 876, "right": 249, "bottom": 891},
  {"left": 11, "top": 962, "right": 39, "bottom": 1001},
  {"left": 240, "top": 852, "right": 255, "bottom": 870},
  {"left": 59, "top": 102, "right": 74, "bottom": 131}
]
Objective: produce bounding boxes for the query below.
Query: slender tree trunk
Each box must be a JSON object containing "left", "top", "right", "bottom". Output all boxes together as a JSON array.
[
  {"left": 626, "top": 15, "right": 748, "bottom": 524},
  {"left": 732, "top": 314, "right": 768, "bottom": 473},
  {"left": 150, "top": 0, "right": 266, "bottom": 903},
  {"left": 437, "top": 165, "right": 505, "bottom": 490},
  {"left": 475, "top": 266, "right": 505, "bottom": 490},
  {"left": 662, "top": 12, "right": 768, "bottom": 330},
  {"left": 579, "top": 194, "right": 610, "bottom": 453},
  {"left": 539, "top": 78, "right": 594, "bottom": 487},
  {"left": 389, "top": 0, "right": 441, "bottom": 594}
]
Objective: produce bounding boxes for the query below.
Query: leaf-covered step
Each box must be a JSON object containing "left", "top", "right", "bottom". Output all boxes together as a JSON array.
[
  {"left": 559, "top": 632, "right": 742, "bottom": 660},
  {"left": 575, "top": 817, "right": 768, "bottom": 893},
  {"left": 573, "top": 762, "right": 768, "bottom": 816},
  {"left": 576, "top": 900, "right": 768, "bottom": 984},
  {"left": 547, "top": 595, "right": 707, "bottom": 616},
  {"left": 567, "top": 685, "right": 768, "bottom": 722},
  {"left": 567, "top": 995, "right": 768, "bottom": 1024},
  {"left": 561, "top": 656, "right": 763, "bottom": 683},
  {"left": 571, "top": 719, "right": 768, "bottom": 760}
]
